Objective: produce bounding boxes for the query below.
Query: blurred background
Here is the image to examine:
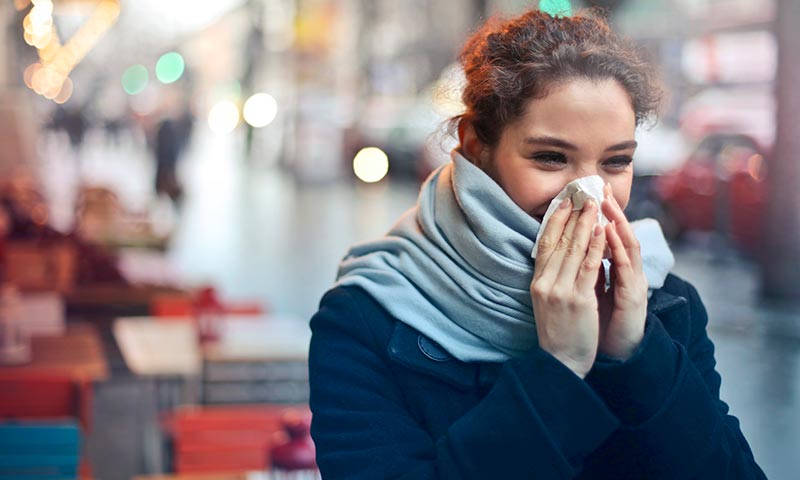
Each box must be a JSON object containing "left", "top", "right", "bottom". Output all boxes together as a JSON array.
[{"left": 0, "top": 0, "right": 798, "bottom": 479}]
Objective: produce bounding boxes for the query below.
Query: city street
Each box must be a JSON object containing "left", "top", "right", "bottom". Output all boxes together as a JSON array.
[{"left": 42, "top": 131, "right": 799, "bottom": 479}]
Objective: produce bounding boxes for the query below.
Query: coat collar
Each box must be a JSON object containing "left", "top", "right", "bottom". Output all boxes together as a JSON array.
[
  {"left": 648, "top": 287, "right": 688, "bottom": 315},
  {"left": 385, "top": 287, "right": 690, "bottom": 391}
]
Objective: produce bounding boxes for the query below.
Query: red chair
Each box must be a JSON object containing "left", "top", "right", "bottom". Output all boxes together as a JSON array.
[
  {"left": 165, "top": 405, "right": 307, "bottom": 474},
  {"left": 0, "top": 376, "right": 92, "bottom": 429},
  {"left": 0, "top": 377, "right": 93, "bottom": 477}
]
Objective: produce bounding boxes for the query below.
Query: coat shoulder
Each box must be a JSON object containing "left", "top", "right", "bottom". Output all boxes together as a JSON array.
[{"left": 312, "top": 285, "right": 396, "bottom": 352}]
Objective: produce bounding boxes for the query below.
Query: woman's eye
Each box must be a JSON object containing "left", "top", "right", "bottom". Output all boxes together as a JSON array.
[
  {"left": 604, "top": 156, "right": 633, "bottom": 169},
  {"left": 532, "top": 152, "right": 567, "bottom": 166}
]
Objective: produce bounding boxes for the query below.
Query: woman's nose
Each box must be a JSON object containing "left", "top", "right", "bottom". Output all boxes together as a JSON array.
[{"left": 570, "top": 167, "right": 600, "bottom": 181}]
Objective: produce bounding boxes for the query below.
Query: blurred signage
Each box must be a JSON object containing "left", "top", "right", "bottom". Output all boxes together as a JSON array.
[
  {"left": 682, "top": 30, "right": 776, "bottom": 84},
  {"left": 675, "top": 0, "right": 775, "bottom": 24}
]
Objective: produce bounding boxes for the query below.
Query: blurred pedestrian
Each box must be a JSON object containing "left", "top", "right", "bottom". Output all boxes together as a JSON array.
[
  {"left": 308, "top": 8, "right": 766, "bottom": 479},
  {"left": 153, "top": 117, "right": 186, "bottom": 205},
  {"left": 63, "top": 106, "right": 89, "bottom": 156}
]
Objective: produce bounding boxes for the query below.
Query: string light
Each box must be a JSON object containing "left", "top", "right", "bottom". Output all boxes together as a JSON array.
[{"left": 20, "top": 0, "right": 120, "bottom": 103}]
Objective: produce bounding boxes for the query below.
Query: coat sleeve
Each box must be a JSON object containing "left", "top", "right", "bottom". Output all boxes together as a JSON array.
[
  {"left": 309, "top": 287, "right": 620, "bottom": 480},
  {"left": 584, "top": 281, "right": 767, "bottom": 479}
]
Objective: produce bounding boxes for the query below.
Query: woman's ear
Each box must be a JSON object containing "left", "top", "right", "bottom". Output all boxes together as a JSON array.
[{"left": 457, "top": 120, "right": 490, "bottom": 168}]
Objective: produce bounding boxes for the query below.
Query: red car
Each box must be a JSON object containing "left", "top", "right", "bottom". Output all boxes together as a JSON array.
[{"left": 653, "top": 132, "right": 768, "bottom": 251}]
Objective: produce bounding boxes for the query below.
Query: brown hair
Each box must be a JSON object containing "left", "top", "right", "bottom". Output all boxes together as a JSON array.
[{"left": 452, "top": 9, "right": 662, "bottom": 152}]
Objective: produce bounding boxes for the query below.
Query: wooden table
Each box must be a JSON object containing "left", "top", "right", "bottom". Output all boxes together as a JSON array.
[
  {"left": 113, "top": 314, "right": 311, "bottom": 406},
  {"left": 0, "top": 322, "right": 109, "bottom": 432},
  {"left": 113, "top": 319, "right": 201, "bottom": 376},
  {"left": 0, "top": 322, "right": 109, "bottom": 382}
]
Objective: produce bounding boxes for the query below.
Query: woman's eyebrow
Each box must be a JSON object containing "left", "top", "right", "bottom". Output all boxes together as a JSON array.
[
  {"left": 522, "top": 136, "right": 577, "bottom": 150},
  {"left": 522, "top": 136, "right": 637, "bottom": 152},
  {"left": 605, "top": 140, "right": 638, "bottom": 152}
]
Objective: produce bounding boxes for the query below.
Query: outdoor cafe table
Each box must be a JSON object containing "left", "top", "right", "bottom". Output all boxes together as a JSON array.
[
  {"left": 113, "top": 314, "right": 310, "bottom": 377},
  {"left": 0, "top": 322, "right": 109, "bottom": 382},
  {"left": 0, "top": 322, "right": 109, "bottom": 430},
  {"left": 113, "top": 314, "right": 311, "bottom": 474}
]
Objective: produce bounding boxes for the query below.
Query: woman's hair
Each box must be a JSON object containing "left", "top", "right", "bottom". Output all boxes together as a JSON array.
[{"left": 451, "top": 9, "right": 662, "bottom": 151}]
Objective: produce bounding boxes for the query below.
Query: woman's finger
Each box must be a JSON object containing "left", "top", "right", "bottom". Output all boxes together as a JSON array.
[
  {"left": 605, "top": 220, "right": 637, "bottom": 287},
  {"left": 556, "top": 199, "right": 600, "bottom": 289},
  {"left": 575, "top": 221, "right": 606, "bottom": 294},
  {"left": 602, "top": 184, "right": 643, "bottom": 271},
  {"left": 533, "top": 198, "right": 573, "bottom": 279}
]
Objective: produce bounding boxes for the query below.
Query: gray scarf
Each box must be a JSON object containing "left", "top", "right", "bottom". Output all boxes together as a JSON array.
[
  {"left": 336, "top": 150, "right": 540, "bottom": 362},
  {"left": 335, "top": 150, "right": 673, "bottom": 362}
]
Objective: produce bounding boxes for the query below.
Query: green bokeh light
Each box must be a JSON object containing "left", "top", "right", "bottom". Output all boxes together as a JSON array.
[
  {"left": 155, "top": 52, "right": 185, "bottom": 84},
  {"left": 122, "top": 65, "right": 148, "bottom": 95},
  {"left": 539, "top": 0, "right": 572, "bottom": 17}
]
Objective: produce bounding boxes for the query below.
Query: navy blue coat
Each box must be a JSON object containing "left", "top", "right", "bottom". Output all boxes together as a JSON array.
[{"left": 309, "top": 273, "right": 766, "bottom": 479}]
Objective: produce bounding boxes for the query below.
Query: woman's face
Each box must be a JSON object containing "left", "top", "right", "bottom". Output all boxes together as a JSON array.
[{"left": 485, "top": 78, "right": 637, "bottom": 223}]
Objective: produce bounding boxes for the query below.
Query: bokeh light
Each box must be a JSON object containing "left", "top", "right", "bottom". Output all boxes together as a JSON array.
[
  {"left": 208, "top": 100, "right": 240, "bottom": 134},
  {"left": 353, "top": 147, "right": 390, "bottom": 183},
  {"left": 243, "top": 93, "right": 278, "bottom": 128},
  {"left": 53, "top": 77, "right": 74, "bottom": 105},
  {"left": 747, "top": 154, "right": 765, "bottom": 182},
  {"left": 155, "top": 52, "right": 185, "bottom": 84},
  {"left": 23, "top": 63, "right": 40, "bottom": 88},
  {"left": 122, "top": 64, "right": 149, "bottom": 95}
]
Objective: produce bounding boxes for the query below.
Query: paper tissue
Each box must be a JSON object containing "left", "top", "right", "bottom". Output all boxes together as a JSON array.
[{"left": 531, "top": 175, "right": 608, "bottom": 259}]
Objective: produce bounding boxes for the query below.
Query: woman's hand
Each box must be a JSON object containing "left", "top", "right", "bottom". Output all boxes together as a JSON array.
[
  {"left": 531, "top": 197, "right": 607, "bottom": 379},
  {"left": 598, "top": 183, "right": 649, "bottom": 361}
]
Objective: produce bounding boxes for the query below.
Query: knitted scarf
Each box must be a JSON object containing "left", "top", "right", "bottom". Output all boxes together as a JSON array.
[{"left": 335, "top": 150, "right": 672, "bottom": 362}]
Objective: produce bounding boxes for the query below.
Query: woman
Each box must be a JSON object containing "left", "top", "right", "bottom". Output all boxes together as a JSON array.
[{"left": 309, "top": 9, "right": 765, "bottom": 479}]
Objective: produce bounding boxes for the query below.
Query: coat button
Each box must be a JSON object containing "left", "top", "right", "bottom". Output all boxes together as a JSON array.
[{"left": 417, "top": 335, "right": 451, "bottom": 362}]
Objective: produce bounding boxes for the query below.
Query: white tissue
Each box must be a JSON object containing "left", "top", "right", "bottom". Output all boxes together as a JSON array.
[
  {"left": 528, "top": 176, "right": 675, "bottom": 291},
  {"left": 531, "top": 175, "right": 608, "bottom": 259}
]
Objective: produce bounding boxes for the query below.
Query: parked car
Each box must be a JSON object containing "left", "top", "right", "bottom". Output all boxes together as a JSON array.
[{"left": 653, "top": 132, "right": 768, "bottom": 251}]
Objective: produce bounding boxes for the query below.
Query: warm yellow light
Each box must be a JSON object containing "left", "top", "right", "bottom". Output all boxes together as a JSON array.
[
  {"left": 53, "top": 77, "right": 74, "bottom": 104},
  {"left": 32, "top": 65, "right": 61, "bottom": 96},
  {"left": 43, "top": 73, "right": 66, "bottom": 99},
  {"left": 747, "top": 154, "right": 765, "bottom": 181},
  {"left": 31, "top": 66, "right": 51, "bottom": 94},
  {"left": 353, "top": 147, "right": 390, "bottom": 183},
  {"left": 32, "top": 30, "right": 52, "bottom": 49},
  {"left": 23, "top": 63, "right": 40, "bottom": 88},
  {"left": 243, "top": 93, "right": 278, "bottom": 128},
  {"left": 208, "top": 101, "right": 240, "bottom": 134},
  {"left": 22, "top": 0, "right": 120, "bottom": 103},
  {"left": 30, "top": 5, "right": 52, "bottom": 23}
]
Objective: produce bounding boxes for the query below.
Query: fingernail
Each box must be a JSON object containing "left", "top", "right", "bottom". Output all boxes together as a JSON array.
[
  {"left": 593, "top": 224, "right": 602, "bottom": 237},
  {"left": 583, "top": 198, "right": 596, "bottom": 211},
  {"left": 560, "top": 198, "right": 571, "bottom": 209}
]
